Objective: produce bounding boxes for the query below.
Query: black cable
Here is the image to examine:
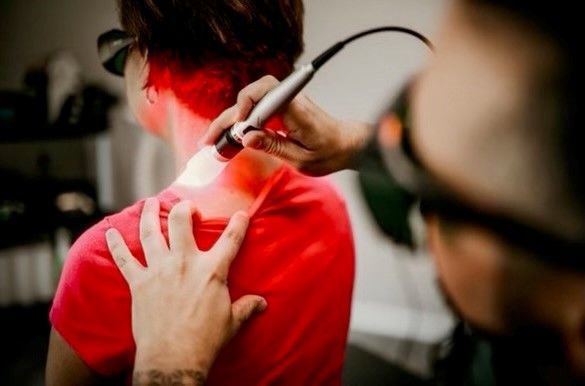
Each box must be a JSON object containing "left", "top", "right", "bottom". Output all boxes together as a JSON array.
[
  {"left": 343, "top": 26, "right": 434, "bottom": 49},
  {"left": 311, "top": 26, "right": 434, "bottom": 70},
  {"left": 309, "top": 25, "right": 435, "bottom": 368}
]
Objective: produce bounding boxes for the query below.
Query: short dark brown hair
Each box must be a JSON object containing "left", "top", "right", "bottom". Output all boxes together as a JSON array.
[
  {"left": 454, "top": 1, "right": 585, "bottom": 241},
  {"left": 117, "top": 0, "right": 304, "bottom": 119},
  {"left": 117, "top": 0, "right": 303, "bottom": 69}
]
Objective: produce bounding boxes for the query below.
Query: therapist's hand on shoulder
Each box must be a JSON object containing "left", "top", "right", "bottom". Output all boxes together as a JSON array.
[
  {"left": 201, "top": 75, "right": 373, "bottom": 176},
  {"left": 105, "top": 198, "right": 267, "bottom": 385}
]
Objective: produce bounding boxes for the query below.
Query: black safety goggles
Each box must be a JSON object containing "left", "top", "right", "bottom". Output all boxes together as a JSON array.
[
  {"left": 97, "top": 29, "right": 134, "bottom": 76},
  {"left": 357, "top": 82, "right": 585, "bottom": 271}
]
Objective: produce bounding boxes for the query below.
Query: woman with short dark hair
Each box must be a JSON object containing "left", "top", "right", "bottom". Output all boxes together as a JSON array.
[{"left": 46, "top": 1, "right": 355, "bottom": 385}]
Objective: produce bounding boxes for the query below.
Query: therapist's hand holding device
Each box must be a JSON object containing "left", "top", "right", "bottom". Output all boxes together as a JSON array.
[
  {"left": 201, "top": 75, "right": 373, "bottom": 177},
  {"left": 196, "top": 26, "right": 432, "bottom": 178}
]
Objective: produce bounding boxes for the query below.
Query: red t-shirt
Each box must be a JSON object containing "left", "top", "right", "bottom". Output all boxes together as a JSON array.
[{"left": 50, "top": 165, "right": 355, "bottom": 385}]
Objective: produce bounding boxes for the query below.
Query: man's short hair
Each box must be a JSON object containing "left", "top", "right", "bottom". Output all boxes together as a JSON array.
[
  {"left": 454, "top": 0, "right": 585, "bottom": 242},
  {"left": 116, "top": 0, "right": 304, "bottom": 118}
]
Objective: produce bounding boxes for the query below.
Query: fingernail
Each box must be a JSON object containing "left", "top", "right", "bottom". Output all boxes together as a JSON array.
[
  {"left": 105, "top": 228, "right": 115, "bottom": 240},
  {"left": 259, "top": 298, "right": 268, "bottom": 311},
  {"left": 246, "top": 136, "right": 264, "bottom": 150}
]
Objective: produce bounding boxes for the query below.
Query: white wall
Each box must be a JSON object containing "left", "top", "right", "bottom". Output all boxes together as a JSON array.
[
  {"left": 301, "top": 0, "right": 446, "bottom": 120},
  {"left": 0, "top": 0, "right": 121, "bottom": 92}
]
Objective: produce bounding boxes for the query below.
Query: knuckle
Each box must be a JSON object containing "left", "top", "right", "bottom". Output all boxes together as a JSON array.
[
  {"left": 219, "top": 106, "right": 236, "bottom": 124},
  {"left": 209, "top": 269, "right": 228, "bottom": 285},
  {"left": 301, "top": 147, "right": 317, "bottom": 162},
  {"left": 263, "top": 137, "right": 283, "bottom": 157},
  {"left": 262, "top": 75, "right": 278, "bottom": 84},
  {"left": 141, "top": 225, "right": 155, "bottom": 240},
  {"left": 170, "top": 202, "right": 189, "bottom": 220},
  {"left": 236, "top": 88, "right": 250, "bottom": 104},
  {"left": 113, "top": 255, "right": 127, "bottom": 267},
  {"left": 226, "top": 226, "right": 245, "bottom": 245},
  {"left": 110, "top": 243, "right": 123, "bottom": 258}
]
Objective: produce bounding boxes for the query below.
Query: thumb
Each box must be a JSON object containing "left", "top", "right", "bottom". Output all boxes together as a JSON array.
[
  {"left": 230, "top": 295, "right": 267, "bottom": 336},
  {"left": 243, "top": 130, "right": 308, "bottom": 164}
]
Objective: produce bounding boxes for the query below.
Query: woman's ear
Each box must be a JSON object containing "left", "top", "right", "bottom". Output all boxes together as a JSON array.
[
  {"left": 145, "top": 84, "right": 159, "bottom": 105},
  {"left": 142, "top": 54, "right": 159, "bottom": 106}
]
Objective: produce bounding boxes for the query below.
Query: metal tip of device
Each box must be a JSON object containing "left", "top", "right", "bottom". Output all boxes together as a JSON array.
[{"left": 211, "top": 144, "right": 230, "bottom": 162}]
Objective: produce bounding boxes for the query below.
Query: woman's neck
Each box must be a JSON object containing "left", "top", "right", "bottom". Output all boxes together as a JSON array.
[{"left": 166, "top": 101, "right": 283, "bottom": 198}]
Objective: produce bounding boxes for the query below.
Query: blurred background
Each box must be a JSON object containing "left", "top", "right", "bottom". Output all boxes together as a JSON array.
[{"left": 0, "top": 0, "right": 453, "bottom": 384}]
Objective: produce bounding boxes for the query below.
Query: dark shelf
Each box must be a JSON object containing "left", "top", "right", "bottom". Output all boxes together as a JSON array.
[
  {"left": 0, "top": 173, "right": 104, "bottom": 251},
  {"left": 0, "top": 124, "right": 107, "bottom": 143},
  {"left": 0, "top": 213, "right": 102, "bottom": 251}
]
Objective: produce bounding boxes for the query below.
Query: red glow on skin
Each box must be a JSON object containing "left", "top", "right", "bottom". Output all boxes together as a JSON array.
[
  {"left": 137, "top": 95, "right": 168, "bottom": 137},
  {"left": 153, "top": 57, "right": 290, "bottom": 217},
  {"left": 170, "top": 145, "right": 284, "bottom": 219},
  {"left": 217, "top": 115, "right": 287, "bottom": 195},
  {"left": 222, "top": 151, "right": 277, "bottom": 191}
]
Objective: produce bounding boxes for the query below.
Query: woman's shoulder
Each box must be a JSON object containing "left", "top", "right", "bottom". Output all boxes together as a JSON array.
[{"left": 66, "top": 192, "right": 175, "bottom": 267}]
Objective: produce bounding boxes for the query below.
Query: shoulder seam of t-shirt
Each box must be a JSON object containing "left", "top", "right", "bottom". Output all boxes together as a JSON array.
[{"left": 247, "top": 164, "right": 288, "bottom": 216}]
